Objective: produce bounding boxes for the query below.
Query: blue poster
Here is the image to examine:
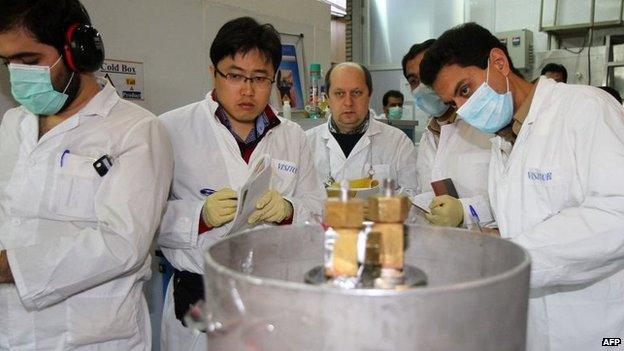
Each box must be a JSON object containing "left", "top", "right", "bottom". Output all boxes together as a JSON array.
[{"left": 276, "top": 44, "right": 304, "bottom": 109}]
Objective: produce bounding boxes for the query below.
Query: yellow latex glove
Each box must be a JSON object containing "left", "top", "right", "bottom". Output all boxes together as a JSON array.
[
  {"left": 425, "top": 195, "right": 463, "bottom": 227},
  {"left": 248, "top": 189, "right": 293, "bottom": 224},
  {"left": 201, "top": 188, "right": 238, "bottom": 227}
]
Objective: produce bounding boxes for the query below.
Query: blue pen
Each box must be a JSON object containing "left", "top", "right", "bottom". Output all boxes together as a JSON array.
[
  {"left": 468, "top": 205, "right": 483, "bottom": 233},
  {"left": 60, "top": 149, "right": 70, "bottom": 167},
  {"left": 200, "top": 188, "right": 215, "bottom": 196}
]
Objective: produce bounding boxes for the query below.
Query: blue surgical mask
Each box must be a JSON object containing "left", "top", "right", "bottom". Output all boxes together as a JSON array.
[
  {"left": 456, "top": 61, "right": 513, "bottom": 134},
  {"left": 8, "top": 56, "right": 73, "bottom": 116},
  {"left": 412, "top": 84, "right": 449, "bottom": 117},
  {"left": 387, "top": 106, "right": 403, "bottom": 119}
]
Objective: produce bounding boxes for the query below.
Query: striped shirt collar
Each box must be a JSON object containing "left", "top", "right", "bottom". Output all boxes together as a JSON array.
[{"left": 211, "top": 91, "right": 280, "bottom": 145}]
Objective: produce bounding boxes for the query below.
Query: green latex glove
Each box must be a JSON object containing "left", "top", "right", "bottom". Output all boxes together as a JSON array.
[
  {"left": 425, "top": 195, "right": 463, "bottom": 227},
  {"left": 248, "top": 189, "right": 293, "bottom": 224},
  {"left": 201, "top": 188, "right": 238, "bottom": 227}
]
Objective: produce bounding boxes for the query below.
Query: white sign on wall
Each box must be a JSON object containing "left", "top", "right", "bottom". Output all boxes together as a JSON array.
[{"left": 97, "top": 59, "right": 144, "bottom": 100}]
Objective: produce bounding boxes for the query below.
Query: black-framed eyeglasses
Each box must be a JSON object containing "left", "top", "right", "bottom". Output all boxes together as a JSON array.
[{"left": 214, "top": 66, "right": 275, "bottom": 90}]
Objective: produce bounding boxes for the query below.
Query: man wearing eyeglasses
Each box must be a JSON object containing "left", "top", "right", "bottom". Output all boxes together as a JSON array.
[
  {"left": 306, "top": 62, "right": 418, "bottom": 197},
  {"left": 157, "top": 17, "right": 325, "bottom": 351}
]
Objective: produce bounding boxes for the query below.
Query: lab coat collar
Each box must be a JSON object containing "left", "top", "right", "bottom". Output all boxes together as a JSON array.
[
  {"left": 202, "top": 89, "right": 281, "bottom": 164},
  {"left": 522, "top": 77, "right": 551, "bottom": 126},
  {"left": 322, "top": 114, "right": 382, "bottom": 161},
  {"left": 77, "top": 79, "right": 119, "bottom": 119},
  {"left": 511, "top": 79, "right": 538, "bottom": 128},
  {"left": 24, "top": 79, "right": 118, "bottom": 145},
  {"left": 427, "top": 110, "right": 457, "bottom": 136},
  {"left": 17, "top": 79, "right": 117, "bottom": 121},
  {"left": 365, "top": 117, "right": 383, "bottom": 136},
  {"left": 321, "top": 112, "right": 382, "bottom": 140},
  {"left": 320, "top": 119, "right": 332, "bottom": 140}
]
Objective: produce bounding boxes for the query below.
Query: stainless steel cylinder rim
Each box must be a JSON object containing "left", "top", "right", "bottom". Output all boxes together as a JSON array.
[{"left": 204, "top": 224, "right": 531, "bottom": 297}]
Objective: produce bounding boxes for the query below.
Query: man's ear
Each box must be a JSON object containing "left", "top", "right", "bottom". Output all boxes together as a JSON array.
[{"left": 489, "top": 48, "right": 511, "bottom": 77}]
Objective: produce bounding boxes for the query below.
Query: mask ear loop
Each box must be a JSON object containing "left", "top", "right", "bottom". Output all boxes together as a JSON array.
[
  {"left": 505, "top": 74, "right": 510, "bottom": 93},
  {"left": 487, "top": 58, "right": 510, "bottom": 93},
  {"left": 50, "top": 55, "right": 63, "bottom": 70},
  {"left": 52, "top": 55, "right": 75, "bottom": 94},
  {"left": 61, "top": 71, "right": 75, "bottom": 94}
]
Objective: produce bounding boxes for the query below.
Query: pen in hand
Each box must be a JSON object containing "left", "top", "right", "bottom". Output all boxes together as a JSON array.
[{"left": 468, "top": 205, "right": 483, "bottom": 233}]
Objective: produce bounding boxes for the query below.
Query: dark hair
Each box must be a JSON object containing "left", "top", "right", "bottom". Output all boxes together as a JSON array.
[
  {"left": 541, "top": 63, "right": 568, "bottom": 83},
  {"left": 401, "top": 39, "right": 435, "bottom": 79},
  {"left": 325, "top": 62, "right": 373, "bottom": 96},
  {"left": 382, "top": 90, "right": 404, "bottom": 106},
  {"left": 210, "top": 17, "right": 281, "bottom": 74},
  {"left": 420, "top": 22, "right": 520, "bottom": 86},
  {"left": 0, "top": 0, "right": 91, "bottom": 53},
  {"left": 597, "top": 86, "right": 622, "bottom": 104}
]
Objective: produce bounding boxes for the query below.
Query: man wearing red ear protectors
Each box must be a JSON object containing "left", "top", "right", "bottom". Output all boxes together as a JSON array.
[{"left": 0, "top": 1, "right": 173, "bottom": 350}]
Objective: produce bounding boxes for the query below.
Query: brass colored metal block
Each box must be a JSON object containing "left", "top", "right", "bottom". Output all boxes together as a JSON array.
[
  {"left": 368, "top": 195, "right": 411, "bottom": 223},
  {"left": 328, "top": 229, "right": 359, "bottom": 277},
  {"left": 373, "top": 223, "right": 404, "bottom": 269},
  {"left": 324, "top": 198, "right": 364, "bottom": 228}
]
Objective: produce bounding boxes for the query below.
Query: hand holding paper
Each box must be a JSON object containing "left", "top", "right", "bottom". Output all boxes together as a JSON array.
[{"left": 248, "top": 189, "right": 293, "bottom": 224}]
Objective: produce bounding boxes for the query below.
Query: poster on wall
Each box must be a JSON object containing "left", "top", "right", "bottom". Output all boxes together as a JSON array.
[
  {"left": 274, "top": 44, "right": 304, "bottom": 110},
  {"left": 97, "top": 59, "right": 144, "bottom": 100}
]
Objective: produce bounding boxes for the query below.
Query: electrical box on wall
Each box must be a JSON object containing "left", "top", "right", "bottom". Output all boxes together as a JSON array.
[{"left": 496, "top": 29, "right": 534, "bottom": 71}]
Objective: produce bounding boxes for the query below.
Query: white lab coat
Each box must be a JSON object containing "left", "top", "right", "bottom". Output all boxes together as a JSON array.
[
  {"left": 416, "top": 119, "right": 494, "bottom": 226},
  {"left": 306, "top": 116, "right": 418, "bottom": 195},
  {"left": 489, "top": 77, "right": 624, "bottom": 351},
  {"left": 158, "top": 92, "right": 325, "bottom": 351},
  {"left": 0, "top": 82, "right": 173, "bottom": 350}
]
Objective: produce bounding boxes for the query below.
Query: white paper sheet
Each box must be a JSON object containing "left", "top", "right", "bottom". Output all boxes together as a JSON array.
[
  {"left": 410, "top": 191, "right": 434, "bottom": 215},
  {"left": 227, "top": 155, "right": 273, "bottom": 235}
]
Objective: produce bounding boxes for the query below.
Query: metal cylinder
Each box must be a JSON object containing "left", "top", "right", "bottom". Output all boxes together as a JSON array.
[{"left": 203, "top": 224, "right": 530, "bottom": 351}]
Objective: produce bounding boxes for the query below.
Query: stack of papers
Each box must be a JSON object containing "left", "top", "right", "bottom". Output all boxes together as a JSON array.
[{"left": 227, "top": 155, "right": 273, "bottom": 235}]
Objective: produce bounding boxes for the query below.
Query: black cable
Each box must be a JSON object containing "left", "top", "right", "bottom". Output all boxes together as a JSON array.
[{"left": 561, "top": 29, "right": 589, "bottom": 55}]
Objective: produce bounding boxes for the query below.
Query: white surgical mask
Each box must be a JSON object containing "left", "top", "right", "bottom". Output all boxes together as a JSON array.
[
  {"left": 8, "top": 56, "right": 74, "bottom": 116},
  {"left": 412, "top": 84, "right": 449, "bottom": 117},
  {"left": 456, "top": 61, "right": 513, "bottom": 134}
]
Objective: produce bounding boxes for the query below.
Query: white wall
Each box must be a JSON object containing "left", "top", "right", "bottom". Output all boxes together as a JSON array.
[
  {"left": 468, "top": 0, "right": 609, "bottom": 85},
  {"left": 82, "top": 0, "right": 331, "bottom": 116}
]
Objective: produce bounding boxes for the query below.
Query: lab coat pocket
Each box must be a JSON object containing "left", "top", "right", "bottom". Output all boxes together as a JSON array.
[
  {"left": 271, "top": 159, "right": 298, "bottom": 193},
  {"left": 50, "top": 153, "right": 100, "bottom": 219},
  {"left": 524, "top": 167, "right": 571, "bottom": 218},
  {"left": 67, "top": 294, "right": 139, "bottom": 346}
]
